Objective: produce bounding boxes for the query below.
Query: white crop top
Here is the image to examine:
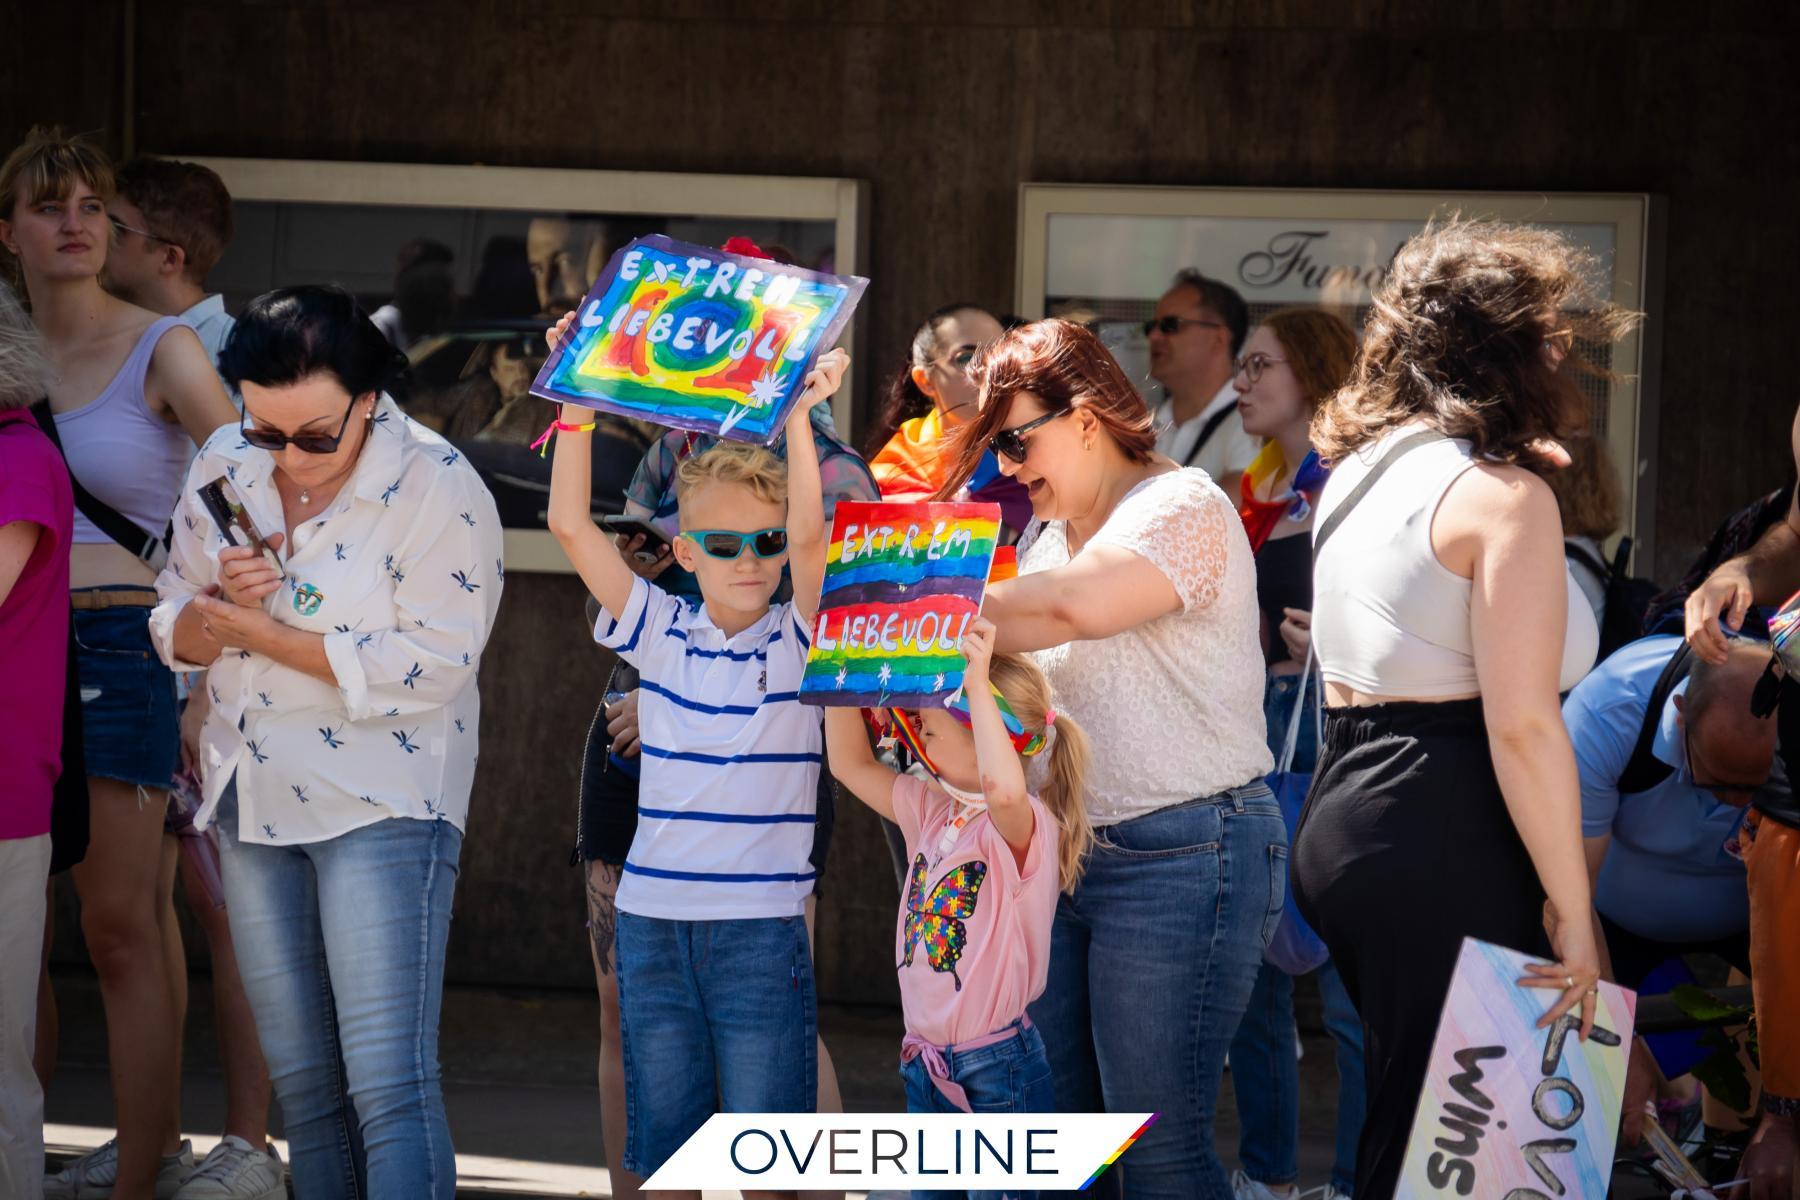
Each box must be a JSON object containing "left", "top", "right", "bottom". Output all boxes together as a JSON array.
[{"left": 1311, "top": 428, "right": 1598, "bottom": 697}]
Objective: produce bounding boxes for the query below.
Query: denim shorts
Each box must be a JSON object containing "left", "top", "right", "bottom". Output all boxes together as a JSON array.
[
  {"left": 72, "top": 596, "right": 179, "bottom": 790},
  {"left": 616, "top": 912, "right": 817, "bottom": 1175}
]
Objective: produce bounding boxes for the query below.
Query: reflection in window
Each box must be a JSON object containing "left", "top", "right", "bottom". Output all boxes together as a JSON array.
[{"left": 210, "top": 202, "right": 837, "bottom": 527}]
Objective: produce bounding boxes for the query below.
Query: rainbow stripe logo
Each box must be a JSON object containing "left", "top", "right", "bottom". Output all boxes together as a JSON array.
[
  {"left": 1079, "top": 1112, "right": 1160, "bottom": 1190},
  {"left": 801, "top": 500, "right": 1000, "bottom": 707}
]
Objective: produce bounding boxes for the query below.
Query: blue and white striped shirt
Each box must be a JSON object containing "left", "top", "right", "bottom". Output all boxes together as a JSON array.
[{"left": 597, "top": 576, "right": 821, "bottom": 920}]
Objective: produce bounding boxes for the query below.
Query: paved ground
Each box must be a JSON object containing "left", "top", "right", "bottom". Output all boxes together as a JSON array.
[{"left": 43, "top": 965, "right": 1352, "bottom": 1198}]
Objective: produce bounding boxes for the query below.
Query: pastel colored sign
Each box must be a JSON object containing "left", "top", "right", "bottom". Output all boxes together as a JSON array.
[
  {"left": 529, "top": 234, "right": 867, "bottom": 445},
  {"left": 801, "top": 501, "right": 1001, "bottom": 708},
  {"left": 1397, "top": 938, "right": 1637, "bottom": 1200}
]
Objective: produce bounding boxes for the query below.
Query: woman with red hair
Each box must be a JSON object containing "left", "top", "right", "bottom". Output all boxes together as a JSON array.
[{"left": 940, "top": 319, "right": 1280, "bottom": 1199}]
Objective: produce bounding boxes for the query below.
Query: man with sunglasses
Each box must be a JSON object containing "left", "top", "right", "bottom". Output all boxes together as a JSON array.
[
  {"left": 1562, "top": 634, "right": 1780, "bottom": 1161},
  {"left": 1145, "top": 269, "right": 1258, "bottom": 495},
  {"left": 103, "top": 158, "right": 238, "bottom": 379}
]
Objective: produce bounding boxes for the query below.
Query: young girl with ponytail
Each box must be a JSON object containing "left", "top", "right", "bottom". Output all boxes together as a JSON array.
[{"left": 824, "top": 616, "right": 1091, "bottom": 1152}]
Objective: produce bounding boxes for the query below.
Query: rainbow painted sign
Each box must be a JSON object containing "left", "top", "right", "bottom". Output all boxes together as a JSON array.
[
  {"left": 529, "top": 235, "right": 867, "bottom": 445},
  {"left": 801, "top": 501, "right": 1001, "bottom": 708},
  {"left": 1396, "top": 938, "right": 1636, "bottom": 1200}
]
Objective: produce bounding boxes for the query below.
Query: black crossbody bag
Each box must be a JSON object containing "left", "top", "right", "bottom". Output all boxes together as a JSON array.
[{"left": 30, "top": 399, "right": 172, "bottom": 570}]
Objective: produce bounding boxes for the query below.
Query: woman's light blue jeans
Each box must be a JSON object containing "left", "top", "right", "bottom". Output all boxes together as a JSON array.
[
  {"left": 1229, "top": 960, "right": 1365, "bottom": 1195},
  {"left": 1027, "top": 784, "right": 1286, "bottom": 1200},
  {"left": 219, "top": 791, "right": 461, "bottom": 1199},
  {"left": 1232, "top": 669, "right": 1365, "bottom": 1195}
]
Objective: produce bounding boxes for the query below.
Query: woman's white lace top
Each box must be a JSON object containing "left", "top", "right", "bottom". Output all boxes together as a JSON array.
[{"left": 1021, "top": 468, "right": 1273, "bottom": 826}]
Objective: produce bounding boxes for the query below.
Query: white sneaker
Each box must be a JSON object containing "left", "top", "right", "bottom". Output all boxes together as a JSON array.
[
  {"left": 44, "top": 1138, "right": 195, "bottom": 1199},
  {"left": 1231, "top": 1168, "right": 1300, "bottom": 1200},
  {"left": 173, "top": 1137, "right": 286, "bottom": 1200}
]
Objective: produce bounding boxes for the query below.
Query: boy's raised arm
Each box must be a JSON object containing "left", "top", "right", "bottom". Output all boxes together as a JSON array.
[
  {"left": 784, "top": 347, "right": 847, "bottom": 629},
  {"left": 542, "top": 313, "right": 638, "bottom": 619},
  {"left": 546, "top": 403, "right": 638, "bottom": 621}
]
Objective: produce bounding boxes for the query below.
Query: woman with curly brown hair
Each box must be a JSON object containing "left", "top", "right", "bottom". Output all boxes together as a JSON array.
[{"left": 1290, "top": 219, "right": 1635, "bottom": 1197}]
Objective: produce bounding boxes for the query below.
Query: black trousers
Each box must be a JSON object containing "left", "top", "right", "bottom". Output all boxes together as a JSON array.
[{"left": 1291, "top": 698, "right": 1551, "bottom": 1200}]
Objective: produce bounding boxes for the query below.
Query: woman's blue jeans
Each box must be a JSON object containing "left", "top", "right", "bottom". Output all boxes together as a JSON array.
[
  {"left": 219, "top": 792, "right": 461, "bottom": 1199},
  {"left": 1027, "top": 784, "right": 1286, "bottom": 1200},
  {"left": 1229, "top": 960, "right": 1365, "bottom": 1194},
  {"left": 1233, "top": 668, "right": 1365, "bottom": 1195}
]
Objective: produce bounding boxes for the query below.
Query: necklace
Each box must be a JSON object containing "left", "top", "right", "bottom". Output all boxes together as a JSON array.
[
  {"left": 299, "top": 488, "right": 310, "bottom": 504},
  {"left": 931, "top": 788, "right": 988, "bottom": 867}
]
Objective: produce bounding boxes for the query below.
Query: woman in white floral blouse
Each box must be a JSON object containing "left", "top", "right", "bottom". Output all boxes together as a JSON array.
[{"left": 150, "top": 286, "right": 502, "bottom": 1200}]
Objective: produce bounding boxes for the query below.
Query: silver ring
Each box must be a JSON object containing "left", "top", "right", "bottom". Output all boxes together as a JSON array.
[{"left": 1565, "top": 975, "right": 1575, "bottom": 989}]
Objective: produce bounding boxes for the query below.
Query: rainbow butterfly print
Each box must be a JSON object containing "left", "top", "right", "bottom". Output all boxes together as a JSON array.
[{"left": 899, "top": 853, "right": 988, "bottom": 992}]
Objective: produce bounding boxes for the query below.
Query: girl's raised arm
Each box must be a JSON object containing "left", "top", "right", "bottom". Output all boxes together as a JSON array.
[{"left": 823, "top": 706, "right": 898, "bottom": 821}]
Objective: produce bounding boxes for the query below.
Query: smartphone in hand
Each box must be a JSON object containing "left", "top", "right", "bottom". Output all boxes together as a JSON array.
[
  {"left": 599, "top": 514, "right": 673, "bottom": 565},
  {"left": 197, "top": 476, "right": 283, "bottom": 575}
]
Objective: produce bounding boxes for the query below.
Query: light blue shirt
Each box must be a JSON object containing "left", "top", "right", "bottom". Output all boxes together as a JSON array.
[
  {"left": 1564, "top": 635, "right": 1749, "bottom": 943},
  {"left": 180, "top": 294, "right": 239, "bottom": 409}
]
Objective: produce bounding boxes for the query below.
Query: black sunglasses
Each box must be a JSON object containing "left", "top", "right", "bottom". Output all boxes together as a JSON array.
[
  {"left": 989, "top": 407, "right": 1072, "bottom": 464},
  {"left": 241, "top": 395, "right": 361, "bottom": 454},
  {"left": 1143, "top": 315, "right": 1225, "bottom": 338}
]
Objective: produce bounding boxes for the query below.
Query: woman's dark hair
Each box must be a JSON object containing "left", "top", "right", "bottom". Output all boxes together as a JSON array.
[
  {"left": 864, "top": 302, "right": 996, "bottom": 456},
  {"left": 936, "top": 319, "right": 1156, "bottom": 500},
  {"left": 1311, "top": 217, "right": 1638, "bottom": 472},
  {"left": 219, "top": 285, "right": 412, "bottom": 402}
]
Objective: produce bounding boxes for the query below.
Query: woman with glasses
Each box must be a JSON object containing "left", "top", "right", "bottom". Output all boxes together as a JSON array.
[
  {"left": 867, "top": 303, "right": 1031, "bottom": 535},
  {"left": 148, "top": 286, "right": 504, "bottom": 1199},
  {"left": 1, "top": 127, "right": 238, "bottom": 1200},
  {"left": 1219, "top": 308, "right": 1366, "bottom": 1200},
  {"left": 1291, "top": 221, "right": 1623, "bottom": 1198},
  {"left": 939, "top": 319, "right": 1280, "bottom": 1200}
]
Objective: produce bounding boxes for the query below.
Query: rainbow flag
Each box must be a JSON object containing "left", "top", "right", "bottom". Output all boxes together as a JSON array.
[
  {"left": 801, "top": 500, "right": 1000, "bottom": 707},
  {"left": 530, "top": 234, "right": 867, "bottom": 445},
  {"left": 1771, "top": 587, "right": 1800, "bottom": 676}
]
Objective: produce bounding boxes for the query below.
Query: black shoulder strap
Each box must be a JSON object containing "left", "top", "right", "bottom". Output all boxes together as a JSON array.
[
  {"left": 1564, "top": 540, "right": 1612, "bottom": 584},
  {"left": 30, "top": 400, "right": 167, "bottom": 568},
  {"left": 1609, "top": 535, "right": 1634, "bottom": 581},
  {"left": 1182, "top": 402, "right": 1238, "bottom": 468},
  {"left": 1313, "top": 430, "right": 1450, "bottom": 558},
  {"left": 1618, "top": 642, "right": 1693, "bottom": 795}
]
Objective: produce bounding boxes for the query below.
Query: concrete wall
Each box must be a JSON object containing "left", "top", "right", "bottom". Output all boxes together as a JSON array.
[{"left": 12, "top": 1, "right": 1798, "bottom": 1004}]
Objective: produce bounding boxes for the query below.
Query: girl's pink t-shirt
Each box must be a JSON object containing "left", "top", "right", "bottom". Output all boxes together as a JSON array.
[{"left": 891, "top": 773, "right": 1061, "bottom": 1047}]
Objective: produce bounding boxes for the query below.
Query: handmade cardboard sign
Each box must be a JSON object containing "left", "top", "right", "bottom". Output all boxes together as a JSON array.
[
  {"left": 1396, "top": 938, "right": 1637, "bottom": 1200},
  {"left": 800, "top": 501, "right": 1001, "bottom": 708},
  {"left": 529, "top": 234, "right": 867, "bottom": 445}
]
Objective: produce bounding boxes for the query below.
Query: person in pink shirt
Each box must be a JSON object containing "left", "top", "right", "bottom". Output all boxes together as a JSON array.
[
  {"left": 0, "top": 278, "right": 74, "bottom": 1198},
  {"left": 825, "top": 616, "right": 1092, "bottom": 1192}
]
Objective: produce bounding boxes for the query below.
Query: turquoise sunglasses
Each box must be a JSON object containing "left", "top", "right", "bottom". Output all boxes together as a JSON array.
[{"left": 680, "top": 527, "right": 789, "bottom": 560}]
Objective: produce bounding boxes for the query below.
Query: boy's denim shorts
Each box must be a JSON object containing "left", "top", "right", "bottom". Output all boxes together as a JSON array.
[
  {"left": 72, "top": 595, "right": 179, "bottom": 790},
  {"left": 616, "top": 912, "right": 817, "bottom": 1175}
]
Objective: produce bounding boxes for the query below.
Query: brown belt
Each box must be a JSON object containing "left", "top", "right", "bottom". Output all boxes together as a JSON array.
[{"left": 70, "top": 588, "right": 160, "bottom": 611}]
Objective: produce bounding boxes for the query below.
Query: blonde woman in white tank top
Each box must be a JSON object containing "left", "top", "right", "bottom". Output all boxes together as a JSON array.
[
  {"left": 1288, "top": 219, "right": 1638, "bottom": 1199},
  {"left": 1, "top": 129, "right": 236, "bottom": 1199}
]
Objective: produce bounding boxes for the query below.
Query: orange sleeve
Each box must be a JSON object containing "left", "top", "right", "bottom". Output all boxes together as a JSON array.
[{"left": 1746, "top": 810, "right": 1800, "bottom": 1113}]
